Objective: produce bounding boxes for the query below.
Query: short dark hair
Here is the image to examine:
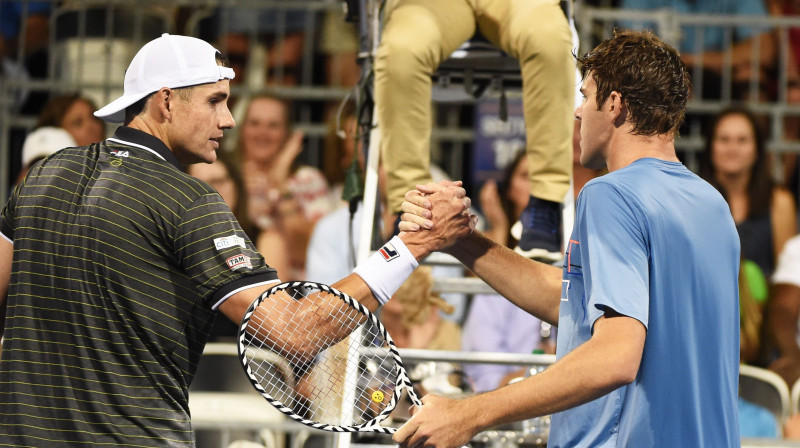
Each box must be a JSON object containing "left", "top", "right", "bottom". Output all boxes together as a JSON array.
[
  {"left": 123, "top": 52, "right": 232, "bottom": 125},
  {"left": 577, "top": 30, "right": 691, "bottom": 136},
  {"left": 123, "top": 93, "right": 154, "bottom": 125}
]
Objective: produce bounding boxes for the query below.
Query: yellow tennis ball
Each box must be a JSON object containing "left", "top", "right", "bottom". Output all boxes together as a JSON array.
[{"left": 371, "top": 390, "right": 385, "bottom": 403}]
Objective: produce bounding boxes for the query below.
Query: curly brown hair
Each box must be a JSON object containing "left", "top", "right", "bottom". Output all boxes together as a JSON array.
[{"left": 577, "top": 30, "right": 691, "bottom": 137}]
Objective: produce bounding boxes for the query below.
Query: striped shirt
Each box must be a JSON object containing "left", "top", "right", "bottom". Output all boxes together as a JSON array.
[{"left": 0, "top": 127, "right": 279, "bottom": 447}]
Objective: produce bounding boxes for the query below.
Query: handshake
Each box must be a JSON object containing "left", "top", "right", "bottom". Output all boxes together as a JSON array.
[{"left": 397, "top": 180, "right": 479, "bottom": 256}]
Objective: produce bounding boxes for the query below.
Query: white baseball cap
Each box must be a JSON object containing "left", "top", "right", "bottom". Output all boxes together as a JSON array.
[
  {"left": 21, "top": 127, "right": 77, "bottom": 167},
  {"left": 94, "top": 33, "right": 235, "bottom": 123}
]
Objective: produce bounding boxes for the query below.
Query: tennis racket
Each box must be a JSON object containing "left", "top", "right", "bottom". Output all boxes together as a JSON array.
[{"left": 238, "top": 280, "right": 422, "bottom": 434}]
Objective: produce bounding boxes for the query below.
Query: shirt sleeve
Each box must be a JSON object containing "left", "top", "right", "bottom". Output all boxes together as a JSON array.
[
  {"left": 773, "top": 235, "right": 800, "bottom": 288},
  {"left": 577, "top": 182, "right": 650, "bottom": 329},
  {"left": 0, "top": 183, "right": 20, "bottom": 242},
  {"left": 174, "top": 192, "right": 278, "bottom": 308}
]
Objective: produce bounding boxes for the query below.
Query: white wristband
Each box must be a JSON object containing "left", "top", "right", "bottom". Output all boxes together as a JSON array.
[{"left": 353, "top": 236, "right": 419, "bottom": 306}]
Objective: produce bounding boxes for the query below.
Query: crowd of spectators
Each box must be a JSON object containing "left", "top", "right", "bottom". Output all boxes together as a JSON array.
[{"left": 11, "top": 0, "right": 800, "bottom": 443}]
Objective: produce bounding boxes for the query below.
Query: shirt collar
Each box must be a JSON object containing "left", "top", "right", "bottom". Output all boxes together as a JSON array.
[{"left": 110, "top": 127, "right": 183, "bottom": 170}]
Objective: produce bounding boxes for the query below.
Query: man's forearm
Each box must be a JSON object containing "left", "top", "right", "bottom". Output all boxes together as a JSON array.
[
  {"left": 770, "top": 285, "right": 800, "bottom": 358},
  {"left": 464, "top": 315, "right": 645, "bottom": 431},
  {"left": 447, "top": 232, "right": 562, "bottom": 325}
]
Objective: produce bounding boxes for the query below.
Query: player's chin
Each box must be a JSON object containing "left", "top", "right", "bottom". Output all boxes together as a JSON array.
[{"left": 198, "top": 145, "right": 219, "bottom": 164}]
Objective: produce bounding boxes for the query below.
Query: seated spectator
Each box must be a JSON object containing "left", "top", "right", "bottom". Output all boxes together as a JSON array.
[
  {"left": 382, "top": 266, "right": 460, "bottom": 351},
  {"left": 210, "top": 2, "right": 312, "bottom": 88},
  {"left": 0, "top": 1, "right": 51, "bottom": 113},
  {"left": 462, "top": 150, "right": 556, "bottom": 393},
  {"left": 1, "top": 1, "right": 52, "bottom": 174},
  {"left": 699, "top": 106, "right": 797, "bottom": 279},
  {"left": 478, "top": 150, "right": 531, "bottom": 248},
  {"left": 740, "top": 259, "right": 770, "bottom": 365},
  {"left": 322, "top": 102, "right": 359, "bottom": 208},
  {"left": 10, "top": 94, "right": 105, "bottom": 184},
  {"left": 384, "top": 267, "right": 464, "bottom": 402},
  {"left": 36, "top": 93, "right": 105, "bottom": 146},
  {"left": 767, "top": 234, "right": 800, "bottom": 439},
  {"left": 768, "top": 0, "right": 800, "bottom": 212},
  {"left": 318, "top": 5, "right": 360, "bottom": 88},
  {"left": 768, "top": 235, "right": 800, "bottom": 386},
  {"left": 0, "top": 2, "right": 49, "bottom": 63},
  {"left": 233, "top": 93, "right": 335, "bottom": 280},
  {"left": 620, "top": 0, "right": 775, "bottom": 100},
  {"left": 15, "top": 127, "right": 76, "bottom": 185},
  {"left": 186, "top": 151, "right": 291, "bottom": 283},
  {"left": 739, "top": 395, "right": 780, "bottom": 439}
]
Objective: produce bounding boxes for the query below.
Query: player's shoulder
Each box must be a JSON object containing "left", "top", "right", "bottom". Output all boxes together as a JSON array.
[
  {"left": 586, "top": 158, "right": 702, "bottom": 193},
  {"left": 580, "top": 173, "right": 629, "bottom": 199},
  {"left": 104, "top": 139, "right": 217, "bottom": 204}
]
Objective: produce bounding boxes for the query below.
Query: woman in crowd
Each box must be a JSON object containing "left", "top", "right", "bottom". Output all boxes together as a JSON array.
[
  {"left": 382, "top": 266, "right": 460, "bottom": 352},
  {"left": 700, "top": 106, "right": 797, "bottom": 279},
  {"left": 36, "top": 93, "right": 105, "bottom": 146},
  {"left": 700, "top": 106, "right": 797, "bottom": 368},
  {"left": 233, "top": 93, "right": 336, "bottom": 280}
]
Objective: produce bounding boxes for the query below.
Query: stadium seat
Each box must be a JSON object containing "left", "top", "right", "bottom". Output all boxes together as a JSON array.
[{"left": 740, "top": 364, "right": 791, "bottom": 430}]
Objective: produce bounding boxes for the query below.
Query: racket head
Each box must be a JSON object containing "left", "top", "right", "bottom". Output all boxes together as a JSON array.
[{"left": 237, "top": 281, "right": 420, "bottom": 433}]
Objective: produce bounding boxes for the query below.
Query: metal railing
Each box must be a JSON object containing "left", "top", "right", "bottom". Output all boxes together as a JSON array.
[
  {"left": 5, "top": 3, "right": 800, "bottom": 193},
  {"left": 577, "top": 6, "right": 800, "bottom": 172},
  {"left": 3, "top": 3, "right": 800, "bottom": 256},
  {"left": 0, "top": 0, "right": 480, "bottom": 200}
]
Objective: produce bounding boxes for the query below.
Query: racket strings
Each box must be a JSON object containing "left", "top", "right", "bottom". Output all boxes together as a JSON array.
[{"left": 242, "top": 285, "right": 401, "bottom": 427}]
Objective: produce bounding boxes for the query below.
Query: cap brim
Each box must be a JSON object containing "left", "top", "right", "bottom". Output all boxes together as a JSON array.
[{"left": 94, "top": 91, "right": 154, "bottom": 123}]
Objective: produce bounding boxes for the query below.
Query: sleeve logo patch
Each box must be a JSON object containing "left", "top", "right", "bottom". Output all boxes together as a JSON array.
[
  {"left": 378, "top": 243, "right": 399, "bottom": 261},
  {"left": 226, "top": 254, "right": 252, "bottom": 270},
  {"left": 214, "top": 235, "right": 246, "bottom": 251}
]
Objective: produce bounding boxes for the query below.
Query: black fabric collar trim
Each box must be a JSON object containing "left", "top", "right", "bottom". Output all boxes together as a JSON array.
[{"left": 112, "top": 126, "right": 183, "bottom": 169}]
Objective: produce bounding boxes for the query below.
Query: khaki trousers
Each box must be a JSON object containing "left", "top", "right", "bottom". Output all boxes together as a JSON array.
[{"left": 376, "top": 0, "right": 575, "bottom": 212}]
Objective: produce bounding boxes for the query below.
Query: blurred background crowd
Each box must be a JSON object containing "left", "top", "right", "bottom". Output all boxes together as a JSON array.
[{"left": 7, "top": 0, "right": 800, "bottom": 444}]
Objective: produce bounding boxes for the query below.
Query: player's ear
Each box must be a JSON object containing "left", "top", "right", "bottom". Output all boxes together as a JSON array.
[
  {"left": 609, "top": 91, "right": 627, "bottom": 126},
  {"left": 153, "top": 88, "right": 173, "bottom": 121}
]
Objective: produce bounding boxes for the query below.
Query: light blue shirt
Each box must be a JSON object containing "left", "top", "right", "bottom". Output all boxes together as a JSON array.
[
  {"left": 619, "top": 0, "right": 768, "bottom": 53},
  {"left": 549, "top": 159, "right": 740, "bottom": 447}
]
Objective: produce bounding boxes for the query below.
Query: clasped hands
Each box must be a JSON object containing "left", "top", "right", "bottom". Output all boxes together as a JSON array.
[
  {"left": 399, "top": 180, "right": 478, "bottom": 252},
  {"left": 393, "top": 180, "right": 481, "bottom": 448}
]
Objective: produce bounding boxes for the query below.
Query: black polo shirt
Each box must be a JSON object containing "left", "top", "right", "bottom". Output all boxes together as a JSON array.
[{"left": 0, "top": 127, "right": 279, "bottom": 446}]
